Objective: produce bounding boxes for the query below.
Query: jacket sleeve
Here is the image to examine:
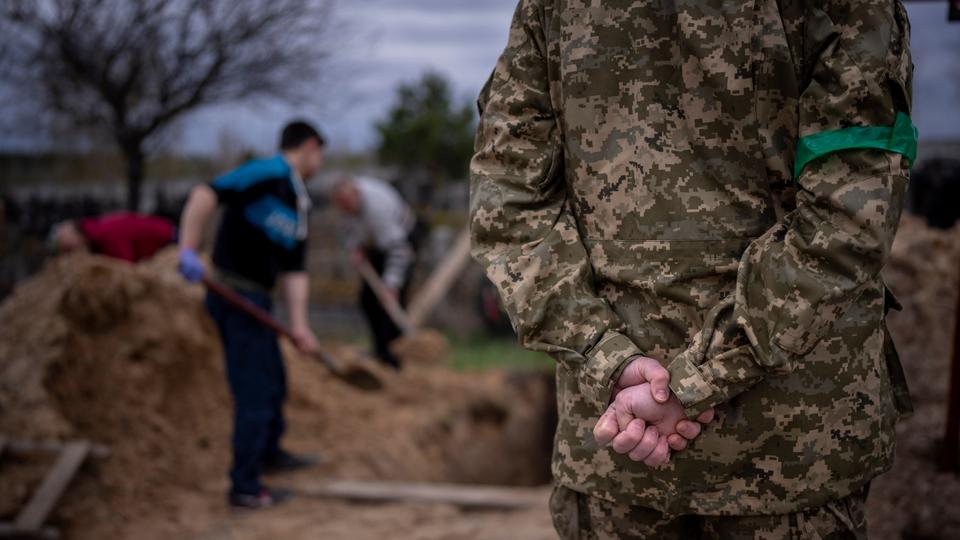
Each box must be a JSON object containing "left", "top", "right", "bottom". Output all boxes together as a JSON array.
[
  {"left": 665, "top": 0, "right": 914, "bottom": 417},
  {"left": 470, "top": 0, "right": 641, "bottom": 412},
  {"left": 381, "top": 240, "right": 415, "bottom": 290},
  {"left": 278, "top": 239, "right": 307, "bottom": 273}
]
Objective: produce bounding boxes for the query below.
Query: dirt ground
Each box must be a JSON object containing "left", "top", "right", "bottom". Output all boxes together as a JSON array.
[
  {"left": 0, "top": 248, "right": 557, "bottom": 539},
  {"left": 0, "top": 214, "right": 958, "bottom": 539}
]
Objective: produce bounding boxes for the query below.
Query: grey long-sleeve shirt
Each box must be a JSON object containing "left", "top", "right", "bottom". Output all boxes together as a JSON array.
[{"left": 340, "top": 177, "right": 416, "bottom": 289}]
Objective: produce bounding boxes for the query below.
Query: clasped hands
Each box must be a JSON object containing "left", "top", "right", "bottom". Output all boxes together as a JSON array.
[{"left": 593, "top": 356, "right": 715, "bottom": 467}]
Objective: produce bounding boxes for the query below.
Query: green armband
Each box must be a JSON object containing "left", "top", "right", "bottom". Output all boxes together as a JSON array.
[{"left": 794, "top": 112, "right": 918, "bottom": 179}]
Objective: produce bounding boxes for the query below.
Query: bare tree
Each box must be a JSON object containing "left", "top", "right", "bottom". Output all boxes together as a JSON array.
[{"left": 0, "top": 0, "right": 337, "bottom": 210}]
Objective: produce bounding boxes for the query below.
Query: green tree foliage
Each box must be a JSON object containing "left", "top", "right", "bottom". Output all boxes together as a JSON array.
[{"left": 375, "top": 73, "right": 476, "bottom": 184}]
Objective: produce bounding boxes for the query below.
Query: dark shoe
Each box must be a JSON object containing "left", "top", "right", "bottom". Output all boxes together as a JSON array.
[
  {"left": 228, "top": 487, "right": 293, "bottom": 509},
  {"left": 262, "top": 450, "right": 319, "bottom": 474}
]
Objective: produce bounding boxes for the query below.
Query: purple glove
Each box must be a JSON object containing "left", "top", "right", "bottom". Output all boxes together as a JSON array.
[{"left": 178, "top": 248, "right": 205, "bottom": 283}]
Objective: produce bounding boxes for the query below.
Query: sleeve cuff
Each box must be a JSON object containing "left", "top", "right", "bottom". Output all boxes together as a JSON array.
[
  {"left": 666, "top": 345, "right": 766, "bottom": 418},
  {"left": 579, "top": 331, "right": 643, "bottom": 412},
  {"left": 382, "top": 273, "right": 404, "bottom": 290},
  {"left": 207, "top": 181, "right": 226, "bottom": 202}
]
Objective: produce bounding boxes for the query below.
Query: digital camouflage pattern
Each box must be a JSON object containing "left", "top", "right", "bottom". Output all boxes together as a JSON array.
[
  {"left": 549, "top": 484, "right": 868, "bottom": 539},
  {"left": 470, "top": 0, "right": 913, "bottom": 516}
]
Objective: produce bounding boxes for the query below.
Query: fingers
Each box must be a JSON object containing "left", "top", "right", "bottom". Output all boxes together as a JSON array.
[
  {"left": 298, "top": 339, "right": 318, "bottom": 355},
  {"left": 610, "top": 419, "right": 646, "bottom": 454},
  {"left": 627, "top": 426, "right": 660, "bottom": 462},
  {"left": 676, "top": 420, "right": 702, "bottom": 441},
  {"left": 593, "top": 407, "right": 620, "bottom": 446},
  {"left": 641, "top": 362, "right": 671, "bottom": 403},
  {"left": 696, "top": 408, "right": 716, "bottom": 424},
  {"left": 617, "top": 357, "right": 670, "bottom": 403},
  {"left": 615, "top": 400, "right": 636, "bottom": 431},
  {"left": 643, "top": 437, "right": 671, "bottom": 467},
  {"left": 615, "top": 358, "right": 646, "bottom": 389},
  {"left": 667, "top": 434, "right": 688, "bottom": 452}
]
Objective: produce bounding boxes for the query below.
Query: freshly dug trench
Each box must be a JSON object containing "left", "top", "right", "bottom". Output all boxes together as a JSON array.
[{"left": 407, "top": 370, "right": 557, "bottom": 486}]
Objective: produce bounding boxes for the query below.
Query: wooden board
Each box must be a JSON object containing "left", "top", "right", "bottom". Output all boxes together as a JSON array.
[
  {"left": 0, "top": 523, "right": 59, "bottom": 539},
  {"left": 5, "top": 440, "right": 109, "bottom": 459},
  {"left": 14, "top": 441, "right": 91, "bottom": 532},
  {"left": 0, "top": 436, "right": 7, "bottom": 461},
  {"left": 408, "top": 228, "right": 473, "bottom": 328},
  {"left": 297, "top": 480, "right": 548, "bottom": 510}
]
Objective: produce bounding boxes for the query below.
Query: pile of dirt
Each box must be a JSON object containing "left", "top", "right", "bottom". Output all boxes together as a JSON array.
[
  {"left": 869, "top": 214, "right": 960, "bottom": 540},
  {"left": 389, "top": 329, "right": 451, "bottom": 369},
  {"left": 0, "top": 250, "right": 555, "bottom": 539},
  {"left": 0, "top": 251, "right": 232, "bottom": 535}
]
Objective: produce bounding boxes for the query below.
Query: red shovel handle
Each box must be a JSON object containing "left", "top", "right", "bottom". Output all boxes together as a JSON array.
[
  {"left": 202, "top": 277, "right": 384, "bottom": 392},
  {"left": 202, "top": 277, "right": 337, "bottom": 370},
  {"left": 202, "top": 277, "right": 296, "bottom": 341}
]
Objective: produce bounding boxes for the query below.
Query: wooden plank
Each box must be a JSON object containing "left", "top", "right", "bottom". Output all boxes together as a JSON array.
[
  {"left": 408, "top": 228, "right": 472, "bottom": 329},
  {"left": 0, "top": 522, "right": 59, "bottom": 539},
  {"left": 6, "top": 440, "right": 109, "bottom": 459},
  {"left": 297, "top": 480, "right": 548, "bottom": 510},
  {"left": 14, "top": 441, "right": 91, "bottom": 532}
]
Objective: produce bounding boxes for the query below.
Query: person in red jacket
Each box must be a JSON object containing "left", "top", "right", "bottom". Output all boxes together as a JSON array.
[{"left": 49, "top": 212, "right": 176, "bottom": 262}]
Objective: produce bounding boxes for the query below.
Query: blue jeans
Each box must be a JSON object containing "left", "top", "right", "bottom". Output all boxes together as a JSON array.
[{"left": 206, "top": 289, "right": 286, "bottom": 495}]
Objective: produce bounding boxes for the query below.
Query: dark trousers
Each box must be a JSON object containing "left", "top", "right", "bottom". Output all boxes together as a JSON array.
[
  {"left": 550, "top": 484, "right": 870, "bottom": 539},
  {"left": 360, "top": 222, "right": 424, "bottom": 368},
  {"left": 206, "top": 289, "right": 286, "bottom": 495},
  {"left": 360, "top": 248, "right": 412, "bottom": 369}
]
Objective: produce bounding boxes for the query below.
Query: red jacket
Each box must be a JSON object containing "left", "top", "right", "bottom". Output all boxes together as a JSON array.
[{"left": 78, "top": 213, "right": 175, "bottom": 262}]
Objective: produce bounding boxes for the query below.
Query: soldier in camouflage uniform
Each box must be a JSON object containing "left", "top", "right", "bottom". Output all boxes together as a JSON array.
[{"left": 470, "top": 0, "right": 916, "bottom": 538}]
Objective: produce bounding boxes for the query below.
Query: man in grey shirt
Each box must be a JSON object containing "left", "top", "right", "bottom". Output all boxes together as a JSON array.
[{"left": 332, "top": 175, "right": 421, "bottom": 368}]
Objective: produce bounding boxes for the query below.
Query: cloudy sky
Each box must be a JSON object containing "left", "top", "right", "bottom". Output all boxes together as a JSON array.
[
  {"left": 5, "top": 1, "right": 959, "bottom": 154},
  {"left": 176, "top": 0, "right": 518, "bottom": 154}
]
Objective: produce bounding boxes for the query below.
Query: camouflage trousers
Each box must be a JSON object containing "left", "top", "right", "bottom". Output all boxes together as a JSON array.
[{"left": 549, "top": 485, "right": 869, "bottom": 540}]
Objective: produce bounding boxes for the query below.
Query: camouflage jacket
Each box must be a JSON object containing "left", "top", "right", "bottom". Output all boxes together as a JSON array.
[{"left": 470, "top": 0, "right": 913, "bottom": 516}]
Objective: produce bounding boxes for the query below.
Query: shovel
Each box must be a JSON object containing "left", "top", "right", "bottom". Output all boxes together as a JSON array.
[
  {"left": 202, "top": 277, "right": 384, "bottom": 391},
  {"left": 354, "top": 258, "right": 415, "bottom": 336}
]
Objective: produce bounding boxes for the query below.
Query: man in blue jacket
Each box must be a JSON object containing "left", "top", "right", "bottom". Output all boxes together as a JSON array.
[{"left": 177, "top": 121, "right": 325, "bottom": 509}]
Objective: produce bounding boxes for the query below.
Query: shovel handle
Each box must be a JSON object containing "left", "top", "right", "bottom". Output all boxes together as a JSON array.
[
  {"left": 202, "top": 278, "right": 293, "bottom": 338},
  {"left": 201, "top": 277, "right": 338, "bottom": 370},
  {"left": 354, "top": 259, "right": 415, "bottom": 335}
]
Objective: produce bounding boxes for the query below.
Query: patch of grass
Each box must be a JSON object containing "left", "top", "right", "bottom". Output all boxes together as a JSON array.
[{"left": 447, "top": 335, "right": 553, "bottom": 372}]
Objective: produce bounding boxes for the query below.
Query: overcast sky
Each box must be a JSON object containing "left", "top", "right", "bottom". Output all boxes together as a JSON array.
[
  {"left": 173, "top": 0, "right": 518, "bottom": 155},
  {"left": 4, "top": 1, "right": 958, "bottom": 155}
]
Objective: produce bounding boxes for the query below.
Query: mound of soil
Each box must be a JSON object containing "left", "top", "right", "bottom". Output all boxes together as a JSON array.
[
  {"left": 0, "top": 250, "right": 555, "bottom": 539},
  {"left": 390, "top": 329, "right": 451, "bottom": 369},
  {"left": 0, "top": 252, "right": 231, "bottom": 535}
]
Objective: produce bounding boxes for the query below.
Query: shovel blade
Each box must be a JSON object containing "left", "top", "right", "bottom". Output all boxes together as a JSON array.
[{"left": 335, "top": 366, "right": 384, "bottom": 392}]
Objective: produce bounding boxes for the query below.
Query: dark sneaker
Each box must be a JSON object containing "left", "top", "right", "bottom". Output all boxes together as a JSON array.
[
  {"left": 228, "top": 487, "right": 293, "bottom": 509},
  {"left": 262, "top": 450, "right": 319, "bottom": 474}
]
